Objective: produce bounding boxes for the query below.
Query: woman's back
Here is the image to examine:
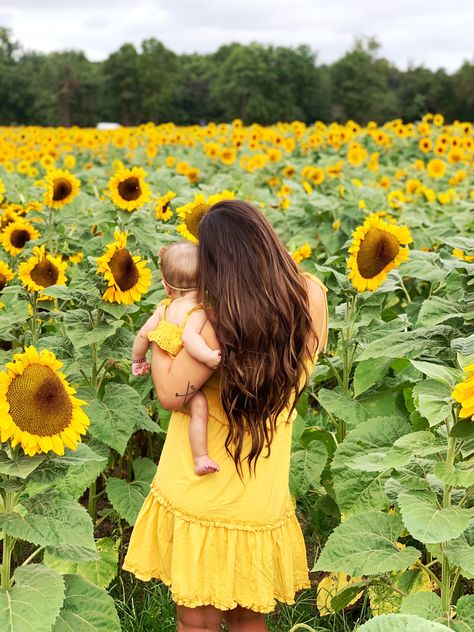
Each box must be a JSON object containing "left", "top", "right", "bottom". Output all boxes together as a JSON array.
[{"left": 122, "top": 272, "right": 328, "bottom": 612}]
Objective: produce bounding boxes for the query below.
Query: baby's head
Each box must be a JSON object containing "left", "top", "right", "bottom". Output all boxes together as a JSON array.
[{"left": 158, "top": 241, "right": 199, "bottom": 297}]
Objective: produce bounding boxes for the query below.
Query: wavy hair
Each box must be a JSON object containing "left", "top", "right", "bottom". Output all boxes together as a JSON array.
[{"left": 198, "top": 199, "right": 317, "bottom": 477}]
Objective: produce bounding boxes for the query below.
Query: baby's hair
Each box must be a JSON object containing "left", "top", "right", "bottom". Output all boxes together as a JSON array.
[{"left": 159, "top": 241, "right": 199, "bottom": 293}]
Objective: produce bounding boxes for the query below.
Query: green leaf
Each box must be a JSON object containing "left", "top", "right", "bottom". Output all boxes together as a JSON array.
[
  {"left": 0, "top": 450, "right": 46, "bottom": 479},
  {"left": 357, "top": 330, "right": 433, "bottom": 361},
  {"left": 44, "top": 537, "right": 119, "bottom": 588},
  {"left": 456, "top": 595, "right": 474, "bottom": 629},
  {"left": 412, "top": 380, "right": 453, "bottom": 426},
  {"left": 132, "top": 456, "right": 157, "bottom": 483},
  {"left": 81, "top": 383, "right": 145, "bottom": 455},
  {"left": 445, "top": 541, "right": 474, "bottom": 578},
  {"left": 399, "top": 250, "right": 447, "bottom": 283},
  {"left": 347, "top": 431, "right": 436, "bottom": 472},
  {"left": 434, "top": 460, "right": 474, "bottom": 488},
  {"left": 398, "top": 492, "right": 474, "bottom": 544},
  {"left": 332, "top": 417, "right": 411, "bottom": 515},
  {"left": 318, "top": 387, "right": 368, "bottom": 430},
  {"left": 353, "top": 357, "right": 393, "bottom": 397},
  {"left": 357, "top": 614, "right": 451, "bottom": 631},
  {"left": 0, "top": 489, "right": 96, "bottom": 551},
  {"left": 0, "top": 564, "right": 65, "bottom": 632},
  {"left": 63, "top": 309, "right": 124, "bottom": 349},
  {"left": 330, "top": 581, "right": 369, "bottom": 613},
  {"left": 106, "top": 477, "right": 150, "bottom": 525},
  {"left": 452, "top": 333, "right": 474, "bottom": 356},
  {"left": 410, "top": 361, "right": 463, "bottom": 387},
  {"left": 289, "top": 440, "right": 328, "bottom": 497},
  {"left": 52, "top": 573, "right": 121, "bottom": 631},
  {"left": 417, "top": 297, "right": 463, "bottom": 327},
  {"left": 313, "top": 511, "right": 420, "bottom": 575},
  {"left": 450, "top": 420, "right": 474, "bottom": 439},
  {"left": 399, "top": 592, "right": 443, "bottom": 620}
]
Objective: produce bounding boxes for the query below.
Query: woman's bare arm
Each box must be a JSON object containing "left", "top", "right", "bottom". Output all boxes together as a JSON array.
[
  {"left": 304, "top": 277, "right": 329, "bottom": 357},
  {"left": 150, "top": 320, "right": 220, "bottom": 410}
]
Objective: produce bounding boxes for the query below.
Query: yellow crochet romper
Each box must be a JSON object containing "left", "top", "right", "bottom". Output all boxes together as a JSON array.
[
  {"left": 122, "top": 273, "right": 329, "bottom": 613},
  {"left": 146, "top": 297, "right": 204, "bottom": 358}
]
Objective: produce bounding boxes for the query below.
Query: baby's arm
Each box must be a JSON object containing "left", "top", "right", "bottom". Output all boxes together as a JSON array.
[
  {"left": 131, "top": 304, "right": 165, "bottom": 374},
  {"left": 181, "top": 309, "right": 221, "bottom": 369}
]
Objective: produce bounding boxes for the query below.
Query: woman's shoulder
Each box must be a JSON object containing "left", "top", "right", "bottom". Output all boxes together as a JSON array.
[
  {"left": 301, "top": 271, "right": 328, "bottom": 294},
  {"left": 300, "top": 271, "right": 329, "bottom": 355}
]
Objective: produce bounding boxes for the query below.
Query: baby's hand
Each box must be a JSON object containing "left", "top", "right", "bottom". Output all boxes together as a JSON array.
[
  {"left": 205, "top": 349, "right": 221, "bottom": 370},
  {"left": 132, "top": 361, "right": 150, "bottom": 376}
]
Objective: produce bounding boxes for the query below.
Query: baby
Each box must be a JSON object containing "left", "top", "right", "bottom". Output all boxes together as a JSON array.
[{"left": 131, "top": 241, "right": 221, "bottom": 476}]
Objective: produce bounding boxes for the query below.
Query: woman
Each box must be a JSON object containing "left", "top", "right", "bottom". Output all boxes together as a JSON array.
[{"left": 122, "top": 200, "right": 329, "bottom": 631}]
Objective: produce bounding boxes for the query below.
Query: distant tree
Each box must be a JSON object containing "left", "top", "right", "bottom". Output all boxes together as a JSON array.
[
  {"left": 139, "top": 39, "right": 179, "bottom": 122},
  {"left": 101, "top": 44, "right": 142, "bottom": 125},
  {"left": 451, "top": 61, "right": 474, "bottom": 120}
]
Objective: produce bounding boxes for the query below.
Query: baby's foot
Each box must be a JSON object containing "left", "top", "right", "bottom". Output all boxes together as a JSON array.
[{"left": 194, "top": 455, "right": 220, "bottom": 476}]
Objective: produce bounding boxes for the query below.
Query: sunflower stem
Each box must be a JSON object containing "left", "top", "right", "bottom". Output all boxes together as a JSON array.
[
  {"left": 1, "top": 489, "right": 17, "bottom": 589},
  {"left": 440, "top": 414, "right": 457, "bottom": 619},
  {"left": 399, "top": 276, "right": 412, "bottom": 304}
]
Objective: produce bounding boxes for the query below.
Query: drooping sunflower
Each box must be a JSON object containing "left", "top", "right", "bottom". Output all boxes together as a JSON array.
[
  {"left": 43, "top": 169, "right": 80, "bottom": 209},
  {"left": 18, "top": 245, "right": 67, "bottom": 299},
  {"left": 0, "top": 218, "right": 40, "bottom": 256},
  {"left": 108, "top": 167, "right": 151, "bottom": 211},
  {"left": 155, "top": 191, "right": 176, "bottom": 222},
  {"left": 347, "top": 214, "right": 412, "bottom": 292},
  {"left": 96, "top": 230, "right": 152, "bottom": 304},
  {"left": 0, "top": 346, "right": 89, "bottom": 456},
  {"left": 176, "top": 191, "right": 235, "bottom": 243},
  {"left": 452, "top": 363, "right": 474, "bottom": 419}
]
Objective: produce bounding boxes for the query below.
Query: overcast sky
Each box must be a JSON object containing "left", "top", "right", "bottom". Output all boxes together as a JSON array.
[{"left": 1, "top": 0, "right": 473, "bottom": 72}]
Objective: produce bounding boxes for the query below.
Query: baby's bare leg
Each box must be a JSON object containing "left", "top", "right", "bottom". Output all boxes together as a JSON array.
[{"left": 188, "top": 391, "right": 220, "bottom": 476}]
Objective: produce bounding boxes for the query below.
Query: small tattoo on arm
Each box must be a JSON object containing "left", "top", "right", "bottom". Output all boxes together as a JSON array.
[{"left": 175, "top": 382, "right": 197, "bottom": 404}]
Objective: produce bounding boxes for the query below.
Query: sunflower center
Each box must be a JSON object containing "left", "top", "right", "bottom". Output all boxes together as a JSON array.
[
  {"left": 109, "top": 248, "right": 139, "bottom": 290},
  {"left": 53, "top": 178, "right": 73, "bottom": 202},
  {"left": 11, "top": 229, "right": 31, "bottom": 249},
  {"left": 6, "top": 364, "right": 72, "bottom": 436},
  {"left": 30, "top": 258, "right": 59, "bottom": 288},
  {"left": 0, "top": 274, "right": 6, "bottom": 291},
  {"left": 118, "top": 177, "right": 141, "bottom": 201},
  {"left": 185, "top": 203, "right": 209, "bottom": 239},
  {"left": 356, "top": 227, "right": 400, "bottom": 279}
]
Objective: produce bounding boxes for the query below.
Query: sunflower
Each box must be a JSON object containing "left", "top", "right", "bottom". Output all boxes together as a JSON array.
[
  {"left": 108, "top": 167, "right": 151, "bottom": 211},
  {"left": 43, "top": 169, "right": 80, "bottom": 209},
  {"left": 0, "top": 178, "right": 5, "bottom": 204},
  {"left": 18, "top": 245, "right": 67, "bottom": 299},
  {"left": 0, "top": 346, "right": 89, "bottom": 456},
  {"left": 347, "top": 215, "right": 412, "bottom": 292},
  {"left": 291, "top": 243, "right": 312, "bottom": 264},
  {"left": 452, "top": 363, "right": 474, "bottom": 419},
  {"left": 0, "top": 260, "right": 15, "bottom": 293},
  {"left": 155, "top": 191, "right": 176, "bottom": 222},
  {"left": 0, "top": 218, "right": 40, "bottom": 256},
  {"left": 176, "top": 190, "right": 235, "bottom": 244},
  {"left": 427, "top": 159, "right": 446, "bottom": 179},
  {"left": 96, "top": 230, "right": 152, "bottom": 304}
]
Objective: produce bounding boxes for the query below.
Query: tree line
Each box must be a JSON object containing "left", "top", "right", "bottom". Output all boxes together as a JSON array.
[{"left": 1, "top": 28, "right": 473, "bottom": 127}]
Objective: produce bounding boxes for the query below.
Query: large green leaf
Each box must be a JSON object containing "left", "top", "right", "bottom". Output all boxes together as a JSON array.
[
  {"left": 313, "top": 511, "right": 420, "bottom": 575},
  {"left": 347, "top": 431, "right": 435, "bottom": 472},
  {"left": 332, "top": 417, "right": 411, "bottom": 515},
  {"left": 63, "top": 309, "right": 124, "bottom": 349},
  {"left": 0, "top": 564, "right": 65, "bottom": 632},
  {"left": 357, "top": 330, "right": 436, "bottom": 361},
  {"left": 81, "top": 383, "right": 149, "bottom": 454},
  {"left": 434, "top": 459, "right": 474, "bottom": 488},
  {"left": 357, "top": 614, "right": 450, "bottom": 631},
  {"left": 398, "top": 492, "right": 474, "bottom": 544},
  {"left": 318, "top": 387, "right": 369, "bottom": 430},
  {"left": 52, "top": 573, "right": 121, "bottom": 631},
  {"left": 353, "top": 357, "right": 393, "bottom": 397},
  {"left": 399, "top": 592, "right": 443, "bottom": 620},
  {"left": 416, "top": 297, "right": 463, "bottom": 327},
  {"left": 106, "top": 479, "right": 150, "bottom": 525},
  {"left": 44, "top": 537, "right": 119, "bottom": 588},
  {"left": 0, "top": 489, "right": 96, "bottom": 551},
  {"left": 412, "top": 380, "right": 453, "bottom": 426},
  {"left": 410, "top": 360, "right": 463, "bottom": 387},
  {"left": 290, "top": 440, "right": 328, "bottom": 497},
  {"left": 0, "top": 450, "right": 46, "bottom": 479},
  {"left": 456, "top": 595, "right": 474, "bottom": 629},
  {"left": 445, "top": 540, "right": 474, "bottom": 578}
]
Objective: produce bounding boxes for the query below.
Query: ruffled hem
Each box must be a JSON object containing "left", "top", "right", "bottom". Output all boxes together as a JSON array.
[
  {"left": 121, "top": 560, "right": 311, "bottom": 613},
  {"left": 122, "top": 482, "right": 311, "bottom": 613}
]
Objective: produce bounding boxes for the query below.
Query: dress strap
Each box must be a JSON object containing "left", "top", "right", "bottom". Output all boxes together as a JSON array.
[
  {"left": 180, "top": 303, "right": 204, "bottom": 328},
  {"left": 302, "top": 272, "right": 329, "bottom": 354},
  {"left": 159, "top": 297, "right": 173, "bottom": 320}
]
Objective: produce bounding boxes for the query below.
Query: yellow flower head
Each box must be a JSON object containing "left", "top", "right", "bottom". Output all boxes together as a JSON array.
[
  {"left": 155, "top": 191, "right": 176, "bottom": 222},
  {"left": 43, "top": 169, "right": 80, "bottom": 209},
  {"left": 452, "top": 363, "right": 474, "bottom": 419},
  {"left": 0, "top": 218, "right": 40, "bottom": 256},
  {"left": 18, "top": 245, "right": 67, "bottom": 298},
  {"left": 347, "top": 215, "right": 412, "bottom": 292},
  {"left": 176, "top": 191, "right": 235, "bottom": 244},
  {"left": 108, "top": 166, "right": 151, "bottom": 211},
  {"left": 0, "top": 346, "right": 90, "bottom": 456}
]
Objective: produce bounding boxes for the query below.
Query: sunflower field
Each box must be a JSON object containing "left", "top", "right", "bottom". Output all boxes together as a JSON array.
[{"left": 0, "top": 114, "right": 473, "bottom": 632}]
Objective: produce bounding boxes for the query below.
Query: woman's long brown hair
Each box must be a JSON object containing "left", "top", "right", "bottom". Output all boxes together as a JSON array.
[{"left": 198, "top": 199, "right": 317, "bottom": 478}]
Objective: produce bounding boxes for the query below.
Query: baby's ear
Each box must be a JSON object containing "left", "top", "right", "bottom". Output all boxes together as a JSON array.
[{"left": 158, "top": 246, "right": 167, "bottom": 258}]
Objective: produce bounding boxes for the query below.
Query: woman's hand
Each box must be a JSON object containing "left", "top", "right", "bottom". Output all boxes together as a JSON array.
[{"left": 150, "top": 320, "right": 220, "bottom": 410}]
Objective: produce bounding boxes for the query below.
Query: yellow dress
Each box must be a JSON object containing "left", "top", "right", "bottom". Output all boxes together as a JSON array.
[{"left": 122, "top": 273, "right": 329, "bottom": 613}]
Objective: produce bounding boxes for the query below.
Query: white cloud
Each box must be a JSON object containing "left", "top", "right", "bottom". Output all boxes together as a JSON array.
[{"left": 1, "top": 0, "right": 473, "bottom": 71}]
